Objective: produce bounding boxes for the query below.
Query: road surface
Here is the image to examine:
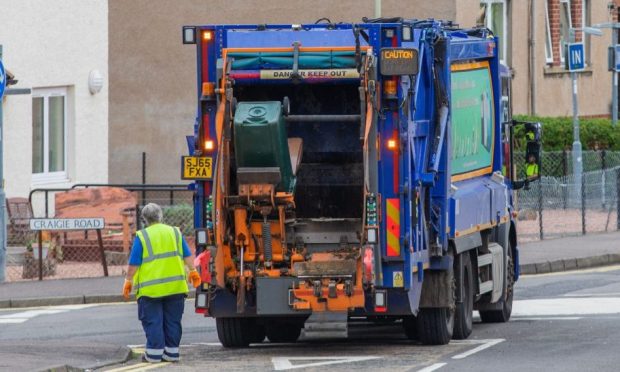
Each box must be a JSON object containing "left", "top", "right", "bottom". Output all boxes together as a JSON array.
[{"left": 1, "top": 265, "right": 620, "bottom": 371}]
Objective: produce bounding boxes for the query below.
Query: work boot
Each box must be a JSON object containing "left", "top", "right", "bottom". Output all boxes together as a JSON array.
[
  {"left": 142, "top": 353, "right": 162, "bottom": 363},
  {"left": 163, "top": 347, "right": 180, "bottom": 362}
]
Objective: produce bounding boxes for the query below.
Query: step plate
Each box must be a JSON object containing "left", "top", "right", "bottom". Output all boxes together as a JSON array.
[{"left": 301, "top": 312, "right": 348, "bottom": 340}]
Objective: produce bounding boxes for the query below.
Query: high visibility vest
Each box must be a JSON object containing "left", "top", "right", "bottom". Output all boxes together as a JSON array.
[
  {"left": 133, "top": 223, "right": 189, "bottom": 299},
  {"left": 526, "top": 163, "right": 539, "bottom": 177}
]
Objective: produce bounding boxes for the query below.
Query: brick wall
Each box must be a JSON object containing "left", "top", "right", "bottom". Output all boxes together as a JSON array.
[
  {"left": 548, "top": 0, "right": 584, "bottom": 66},
  {"left": 571, "top": 0, "right": 582, "bottom": 43}
]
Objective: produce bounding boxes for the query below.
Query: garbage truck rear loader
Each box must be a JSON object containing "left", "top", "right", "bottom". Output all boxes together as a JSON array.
[{"left": 183, "top": 19, "right": 541, "bottom": 346}]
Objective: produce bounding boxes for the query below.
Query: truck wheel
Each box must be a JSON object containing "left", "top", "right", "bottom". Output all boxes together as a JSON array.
[
  {"left": 402, "top": 316, "right": 417, "bottom": 340},
  {"left": 266, "top": 324, "right": 302, "bottom": 343},
  {"left": 479, "top": 241, "right": 514, "bottom": 323},
  {"left": 453, "top": 252, "right": 473, "bottom": 339},
  {"left": 216, "top": 317, "right": 254, "bottom": 347},
  {"left": 416, "top": 307, "right": 454, "bottom": 345}
]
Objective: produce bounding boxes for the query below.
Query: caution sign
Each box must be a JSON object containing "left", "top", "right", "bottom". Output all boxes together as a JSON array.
[
  {"left": 260, "top": 68, "right": 359, "bottom": 80},
  {"left": 182, "top": 156, "right": 213, "bottom": 180},
  {"left": 393, "top": 271, "right": 404, "bottom": 288},
  {"left": 380, "top": 48, "right": 419, "bottom": 76}
]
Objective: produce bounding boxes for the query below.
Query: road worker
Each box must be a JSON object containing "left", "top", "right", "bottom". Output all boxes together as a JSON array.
[
  {"left": 122, "top": 203, "right": 201, "bottom": 363},
  {"left": 526, "top": 153, "right": 539, "bottom": 180}
]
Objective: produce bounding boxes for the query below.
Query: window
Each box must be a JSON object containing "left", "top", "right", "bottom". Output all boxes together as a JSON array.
[
  {"left": 545, "top": 0, "right": 589, "bottom": 66},
  {"left": 32, "top": 87, "right": 68, "bottom": 183},
  {"left": 544, "top": 1, "right": 554, "bottom": 63},
  {"left": 480, "top": 0, "right": 509, "bottom": 64},
  {"left": 559, "top": 0, "right": 572, "bottom": 63}
]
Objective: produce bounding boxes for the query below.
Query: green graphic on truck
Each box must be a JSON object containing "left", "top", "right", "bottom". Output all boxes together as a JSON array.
[{"left": 450, "top": 61, "right": 495, "bottom": 180}]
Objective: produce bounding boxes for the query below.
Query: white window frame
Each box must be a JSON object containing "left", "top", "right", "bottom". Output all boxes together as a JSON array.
[
  {"left": 558, "top": 0, "right": 572, "bottom": 64},
  {"left": 581, "top": 0, "right": 589, "bottom": 65},
  {"left": 481, "top": 0, "right": 509, "bottom": 65},
  {"left": 32, "top": 87, "right": 69, "bottom": 185},
  {"left": 544, "top": 1, "right": 554, "bottom": 63}
]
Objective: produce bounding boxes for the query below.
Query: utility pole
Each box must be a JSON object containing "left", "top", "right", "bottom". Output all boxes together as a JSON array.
[
  {"left": 613, "top": 26, "right": 618, "bottom": 126},
  {"left": 0, "top": 45, "right": 6, "bottom": 282},
  {"left": 374, "top": 0, "right": 381, "bottom": 18},
  {"left": 594, "top": 22, "right": 620, "bottom": 126}
]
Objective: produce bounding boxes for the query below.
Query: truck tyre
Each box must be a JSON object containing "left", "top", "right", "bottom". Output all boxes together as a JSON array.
[
  {"left": 266, "top": 324, "right": 302, "bottom": 343},
  {"left": 479, "top": 241, "right": 514, "bottom": 323},
  {"left": 416, "top": 307, "right": 454, "bottom": 345},
  {"left": 453, "top": 252, "right": 473, "bottom": 339},
  {"left": 402, "top": 316, "right": 417, "bottom": 340},
  {"left": 216, "top": 317, "right": 254, "bottom": 347}
]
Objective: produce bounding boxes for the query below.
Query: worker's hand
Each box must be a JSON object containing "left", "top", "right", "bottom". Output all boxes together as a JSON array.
[
  {"left": 188, "top": 269, "right": 202, "bottom": 288},
  {"left": 122, "top": 279, "right": 132, "bottom": 300}
]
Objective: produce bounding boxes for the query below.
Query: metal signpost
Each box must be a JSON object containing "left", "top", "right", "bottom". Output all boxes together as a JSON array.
[
  {"left": 29, "top": 217, "right": 108, "bottom": 280},
  {"left": 0, "top": 46, "right": 6, "bottom": 282},
  {"left": 567, "top": 41, "right": 585, "bottom": 201},
  {"left": 566, "top": 28, "right": 603, "bottom": 202}
]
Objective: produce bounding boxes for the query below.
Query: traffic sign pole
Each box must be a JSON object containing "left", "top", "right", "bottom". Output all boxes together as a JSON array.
[
  {"left": 0, "top": 45, "right": 6, "bottom": 283},
  {"left": 567, "top": 39, "right": 585, "bottom": 203},
  {"left": 571, "top": 70, "right": 583, "bottom": 203},
  {"left": 613, "top": 31, "right": 618, "bottom": 126}
]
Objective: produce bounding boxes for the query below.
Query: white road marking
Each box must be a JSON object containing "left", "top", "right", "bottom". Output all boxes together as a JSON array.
[
  {"left": 0, "top": 304, "right": 97, "bottom": 324},
  {"left": 510, "top": 316, "right": 581, "bottom": 321},
  {"left": 189, "top": 342, "right": 223, "bottom": 346},
  {"left": 562, "top": 292, "right": 620, "bottom": 297},
  {"left": 416, "top": 362, "right": 447, "bottom": 372},
  {"left": 451, "top": 338, "right": 505, "bottom": 359},
  {"left": 272, "top": 356, "right": 381, "bottom": 370},
  {"left": 512, "top": 297, "right": 620, "bottom": 316},
  {"left": 0, "top": 318, "right": 28, "bottom": 324}
]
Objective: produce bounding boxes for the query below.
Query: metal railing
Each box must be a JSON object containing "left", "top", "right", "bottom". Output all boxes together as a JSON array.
[{"left": 6, "top": 184, "right": 194, "bottom": 282}]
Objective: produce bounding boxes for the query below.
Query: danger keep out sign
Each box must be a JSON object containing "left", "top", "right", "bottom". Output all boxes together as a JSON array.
[{"left": 30, "top": 218, "right": 105, "bottom": 231}]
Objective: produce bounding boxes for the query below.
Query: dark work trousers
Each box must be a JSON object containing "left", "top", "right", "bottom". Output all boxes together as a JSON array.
[{"left": 138, "top": 294, "right": 185, "bottom": 361}]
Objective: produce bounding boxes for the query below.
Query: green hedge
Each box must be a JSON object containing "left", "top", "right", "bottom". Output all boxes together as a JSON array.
[{"left": 514, "top": 115, "right": 616, "bottom": 151}]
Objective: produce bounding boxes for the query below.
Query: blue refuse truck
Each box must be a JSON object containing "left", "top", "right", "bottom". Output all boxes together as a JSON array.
[{"left": 181, "top": 18, "right": 541, "bottom": 346}]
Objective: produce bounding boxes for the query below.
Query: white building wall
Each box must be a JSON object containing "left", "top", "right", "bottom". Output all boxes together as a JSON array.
[{"left": 0, "top": 0, "right": 109, "bottom": 199}]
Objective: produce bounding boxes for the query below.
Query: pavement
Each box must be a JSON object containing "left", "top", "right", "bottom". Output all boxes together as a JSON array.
[
  {"left": 518, "top": 231, "right": 620, "bottom": 275},
  {"left": 1, "top": 231, "right": 620, "bottom": 310}
]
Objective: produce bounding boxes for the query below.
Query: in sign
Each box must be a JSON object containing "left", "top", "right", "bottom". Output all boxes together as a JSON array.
[{"left": 566, "top": 43, "right": 585, "bottom": 72}]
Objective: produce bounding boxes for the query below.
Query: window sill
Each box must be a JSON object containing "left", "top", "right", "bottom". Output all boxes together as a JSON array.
[
  {"left": 543, "top": 65, "right": 593, "bottom": 76},
  {"left": 31, "top": 173, "right": 70, "bottom": 186}
]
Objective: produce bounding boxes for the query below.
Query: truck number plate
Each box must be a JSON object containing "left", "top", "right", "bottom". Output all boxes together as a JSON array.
[{"left": 182, "top": 156, "right": 213, "bottom": 180}]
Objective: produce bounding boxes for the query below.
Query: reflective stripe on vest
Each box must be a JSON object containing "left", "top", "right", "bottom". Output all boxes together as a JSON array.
[
  {"left": 134, "top": 224, "right": 188, "bottom": 298},
  {"left": 140, "top": 227, "right": 182, "bottom": 264},
  {"left": 134, "top": 275, "right": 186, "bottom": 290}
]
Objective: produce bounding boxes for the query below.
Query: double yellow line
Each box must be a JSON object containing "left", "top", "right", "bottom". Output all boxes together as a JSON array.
[
  {"left": 105, "top": 361, "right": 169, "bottom": 372},
  {"left": 104, "top": 348, "right": 169, "bottom": 372}
]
